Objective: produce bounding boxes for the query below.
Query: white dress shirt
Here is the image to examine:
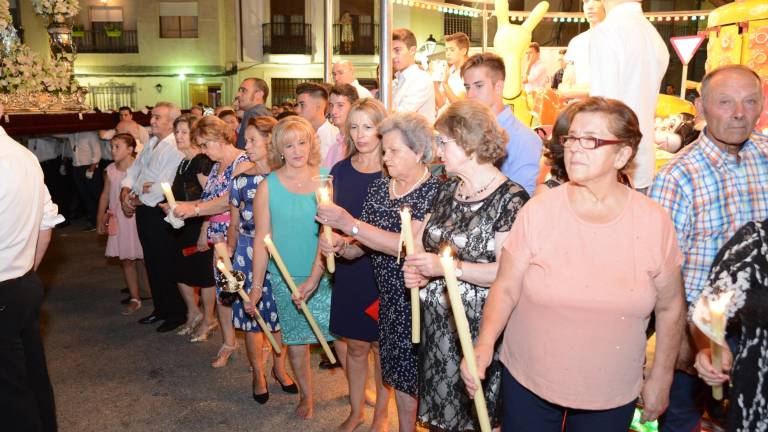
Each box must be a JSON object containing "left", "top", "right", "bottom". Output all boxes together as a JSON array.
[
  {"left": 564, "top": 29, "right": 593, "bottom": 88},
  {"left": 67, "top": 131, "right": 102, "bottom": 167},
  {"left": 393, "top": 64, "right": 436, "bottom": 123},
  {"left": 0, "top": 127, "right": 64, "bottom": 281},
  {"left": 317, "top": 120, "right": 340, "bottom": 162},
  {"left": 524, "top": 60, "right": 548, "bottom": 93},
  {"left": 27, "top": 137, "right": 62, "bottom": 163},
  {"left": 120, "top": 133, "right": 182, "bottom": 207},
  {"left": 351, "top": 80, "right": 373, "bottom": 99},
  {"left": 590, "top": 1, "right": 669, "bottom": 189}
]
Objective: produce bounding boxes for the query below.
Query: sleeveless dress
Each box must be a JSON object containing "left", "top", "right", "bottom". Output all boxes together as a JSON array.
[
  {"left": 104, "top": 163, "right": 143, "bottom": 260},
  {"left": 230, "top": 173, "right": 280, "bottom": 332},
  {"left": 170, "top": 154, "right": 215, "bottom": 287},
  {"left": 359, "top": 175, "right": 440, "bottom": 396},
  {"left": 266, "top": 169, "right": 335, "bottom": 345},
  {"left": 417, "top": 178, "right": 529, "bottom": 431},
  {"left": 329, "top": 158, "right": 381, "bottom": 342}
]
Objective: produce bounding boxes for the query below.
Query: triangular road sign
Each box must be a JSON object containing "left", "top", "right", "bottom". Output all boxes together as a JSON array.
[{"left": 670, "top": 35, "right": 706, "bottom": 66}]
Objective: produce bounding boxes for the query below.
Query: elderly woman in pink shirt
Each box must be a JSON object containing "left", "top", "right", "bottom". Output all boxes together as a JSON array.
[{"left": 462, "top": 97, "right": 685, "bottom": 431}]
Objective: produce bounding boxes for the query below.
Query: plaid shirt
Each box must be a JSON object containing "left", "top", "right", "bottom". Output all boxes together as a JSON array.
[{"left": 648, "top": 130, "right": 768, "bottom": 303}]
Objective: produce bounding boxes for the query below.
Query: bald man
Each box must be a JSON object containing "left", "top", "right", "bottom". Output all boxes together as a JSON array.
[{"left": 331, "top": 60, "right": 373, "bottom": 99}]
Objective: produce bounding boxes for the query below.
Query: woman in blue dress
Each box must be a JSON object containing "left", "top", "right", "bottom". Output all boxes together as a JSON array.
[
  {"left": 227, "top": 116, "right": 297, "bottom": 403},
  {"left": 172, "top": 116, "right": 252, "bottom": 368},
  {"left": 251, "top": 116, "right": 335, "bottom": 420}
]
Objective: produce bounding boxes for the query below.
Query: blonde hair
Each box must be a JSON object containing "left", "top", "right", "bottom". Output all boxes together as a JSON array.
[
  {"left": 269, "top": 116, "right": 321, "bottom": 168},
  {"left": 192, "top": 115, "right": 235, "bottom": 147},
  {"left": 344, "top": 98, "right": 387, "bottom": 159}
]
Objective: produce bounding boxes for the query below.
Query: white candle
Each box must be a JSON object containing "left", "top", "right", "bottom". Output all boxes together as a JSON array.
[
  {"left": 439, "top": 247, "right": 491, "bottom": 432},
  {"left": 400, "top": 206, "right": 419, "bottom": 343},
  {"left": 264, "top": 234, "right": 336, "bottom": 364},
  {"left": 160, "top": 182, "right": 176, "bottom": 207},
  {"left": 317, "top": 186, "right": 335, "bottom": 273},
  {"left": 708, "top": 292, "right": 732, "bottom": 400}
]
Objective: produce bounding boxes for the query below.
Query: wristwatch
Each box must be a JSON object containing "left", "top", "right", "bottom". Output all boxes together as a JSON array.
[
  {"left": 350, "top": 219, "right": 361, "bottom": 236},
  {"left": 454, "top": 260, "right": 463, "bottom": 279}
]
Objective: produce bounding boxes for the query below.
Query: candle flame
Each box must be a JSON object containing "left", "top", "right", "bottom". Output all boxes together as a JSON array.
[
  {"left": 709, "top": 291, "right": 734, "bottom": 315},
  {"left": 400, "top": 206, "right": 411, "bottom": 216},
  {"left": 264, "top": 234, "right": 272, "bottom": 243},
  {"left": 318, "top": 187, "right": 330, "bottom": 203},
  {"left": 216, "top": 259, "right": 227, "bottom": 272},
  {"left": 441, "top": 246, "right": 453, "bottom": 259}
]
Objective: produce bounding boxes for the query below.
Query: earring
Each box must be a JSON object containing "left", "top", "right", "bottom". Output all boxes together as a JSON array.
[{"left": 280, "top": 154, "right": 285, "bottom": 160}]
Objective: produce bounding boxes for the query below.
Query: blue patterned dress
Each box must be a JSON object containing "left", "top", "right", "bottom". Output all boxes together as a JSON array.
[{"left": 229, "top": 173, "right": 280, "bottom": 332}]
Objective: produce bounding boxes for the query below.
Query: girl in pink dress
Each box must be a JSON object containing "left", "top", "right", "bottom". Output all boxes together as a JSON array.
[{"left": 96, "top": 134, "right": 150, "bottom": 315}]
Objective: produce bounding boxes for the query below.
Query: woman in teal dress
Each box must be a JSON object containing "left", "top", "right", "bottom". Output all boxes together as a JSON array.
[{"left": 251, "top": 116, "right": 335, "bottom": 420}]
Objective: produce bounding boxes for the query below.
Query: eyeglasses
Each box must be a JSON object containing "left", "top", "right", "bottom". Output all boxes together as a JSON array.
[
  {"left": 434, "top": 135, "right": 456, "bottom": 148},
  {"left": 559, "top": 135, "right": 624, "bottom": 150}
]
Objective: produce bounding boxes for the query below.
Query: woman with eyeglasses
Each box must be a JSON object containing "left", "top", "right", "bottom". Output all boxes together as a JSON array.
[
  {"left": 402, "top": 99, "right": 529, "bottom": 431},
  {"left": 461, "top": 97, "right": 685, "bottom": 431}
]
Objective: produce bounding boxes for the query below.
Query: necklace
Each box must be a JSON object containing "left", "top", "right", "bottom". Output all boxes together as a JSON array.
[
  {"left": 456, "top": 172, "right": 499, "bottom": 201},
  {"left": 390, "top": 167, "right": 429, "bottom": 199},
  {"left": 177, "top": 158, "right": 192, "bottom": 175}
]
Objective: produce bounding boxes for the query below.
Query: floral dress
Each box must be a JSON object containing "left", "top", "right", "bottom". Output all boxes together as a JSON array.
[
  {"left": 229, "top": 173, "right": 280, "bottom": 332},
  {"left": 418, "top": 178, "right": 528, "bottom": 431},
  {"left": 359, "top": 175, "right": 440, "bottom": 396}
]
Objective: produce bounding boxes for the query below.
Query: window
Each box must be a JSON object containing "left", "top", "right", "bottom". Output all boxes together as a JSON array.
[
  {"left": 88, "top": 81, "right": 137, "bottom": 111},
  {"left": 159, "top": 2, "right": 198, "bottom": 38},
  {"left": 270, "top": 78, "right": 322, "bottom": 106},
  {"left": 8, "top": 0, "right": 22, "bottom": 40}
]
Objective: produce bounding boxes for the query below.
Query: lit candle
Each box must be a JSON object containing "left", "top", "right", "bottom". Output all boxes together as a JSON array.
[
  {"left": 264, "top": 234, "right": 336, "bottom": 364},
  {"left": 399, "top": 206, "right": 420, "bottom": 344},
  {"left": 707, "top": 292, "right": 733, "bottom": 400},
  {"left": 160, "top": 182, "right": 176, "bottom": 207},
  {"left": 439, "top": 247, "right": 491, "bottom": 432},
  {"left": 215, "top": 259, "right": 282, "bottom": 354},
  {"left": 317, "top": 186, "right": 335, "bottom": 273}
]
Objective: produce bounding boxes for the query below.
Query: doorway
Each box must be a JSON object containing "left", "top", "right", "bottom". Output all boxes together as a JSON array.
[{"left": 188, "top": 83, "right": 223, "bottom": 108}]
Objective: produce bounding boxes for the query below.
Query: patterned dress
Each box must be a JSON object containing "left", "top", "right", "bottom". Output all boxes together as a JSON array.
[
  {"left": 417, "top": 178, "right": 528, "bottom": 431},
  {"left": 696, "top": 219, "right": 768, "bottom": 432},
  {"left": 229, "top": 173, "right": 280, "bottom": 332},
  {"left": 360, "top": 175, "right": 440, "bottom": 396}
]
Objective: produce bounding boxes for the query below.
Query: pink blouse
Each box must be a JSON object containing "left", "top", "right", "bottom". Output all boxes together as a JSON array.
[{"left": 500, "top": 184, "right": 682, "bottom": 409}]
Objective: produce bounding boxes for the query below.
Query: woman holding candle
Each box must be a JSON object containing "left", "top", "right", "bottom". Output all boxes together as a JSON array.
[
  {"left": 401, "top": 99, "right": 529, "bottom": 431},
  {"left": 321, "top": 98, "right": 391, "bottom": 431},
  {"left": 692, "top": 219, "right": 768, "bottom": 432},
  {"left": 172, "top": 115, "right": 254, "bottom": 367},
  {"left": 226, "top": 116, "right": 296, "bottom": 403},
  {"left": 251, "top": 116, "right": 335, "bottom": 419},
  {"left": 161, "top": 114, "right": 217, "bottom": 339},
  {"left": 316, "top": 111, "right": 440, "bottom": 431},
  {"left": 461, "top": 97, "right": 685, "bottom": 430}
]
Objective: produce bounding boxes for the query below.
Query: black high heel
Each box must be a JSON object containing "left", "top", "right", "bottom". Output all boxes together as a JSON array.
[
  {"left": 252, "top": 374, "right": 269, "bottom": 404},
  {"left": 272, "top": 369, "right": 299, "bottom": 394}
]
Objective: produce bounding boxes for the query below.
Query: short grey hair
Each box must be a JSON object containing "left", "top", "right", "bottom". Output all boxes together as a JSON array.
[
  {"left": 155, "top": 101, "right": 182, "bottom": 121},
  {"left": 700, "top": 64, "right": 762, "bottom": 102},
  {"left": 378, "top": 112, "right": 434, "bottom": 163}
]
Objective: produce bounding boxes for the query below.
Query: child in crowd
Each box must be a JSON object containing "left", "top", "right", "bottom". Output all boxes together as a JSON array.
[{"left": 96, "top": 133, "right": 150, "bottom": 315}]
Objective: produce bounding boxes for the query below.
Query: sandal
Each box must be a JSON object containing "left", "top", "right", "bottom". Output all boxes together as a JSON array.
[
  {"left": 122, "top": 298, "right": 142, "bottom": 315},
  {"left": 211, "top": 341, "right": 238, "bottom": 368},
  {"left": 190, "top": 321, "right": 219, "bottom": 343},
  {"left": 176, "top": 314, "right": 204, "bottom": 336}
]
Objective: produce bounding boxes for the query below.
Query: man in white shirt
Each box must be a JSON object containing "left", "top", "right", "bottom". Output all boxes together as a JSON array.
[
  {"left": 331, "top": 60, "right": 373, "bottom": 99},
  {"left": 295, "top": 82, "right": 340, "bottom": 161},
  {"left": 522, "top": 42, "right": 548, "bottom": 94},
  {"left": 120, "top": 102, "right": 185, "bottom": 332},
  {"left": 559, "top": 0, "right": 606, "bottom": 98},
  {"left": 435, "top": 32, "right": 469, "bottom": 113},
  {"left": 589, "top": 0, "right": 668, "bottom": 191},
  {"left": 68, "top": 131, "right": 102, "bottom": 230},
  {"left": 392, "top": 28, "right": 436, "bottom": 123},
  {"left": 0, "top": 105, "right": 63, "bottom": 432}
]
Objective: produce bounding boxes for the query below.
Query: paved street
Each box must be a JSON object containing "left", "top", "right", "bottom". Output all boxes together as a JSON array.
[{"left": 38, "top": 222, "right": 397, "bottom": 432}]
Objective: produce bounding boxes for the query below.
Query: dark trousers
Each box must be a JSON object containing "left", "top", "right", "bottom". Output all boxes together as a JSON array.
[
  {"left": 135, "top": 205, "right": 186, "bottom": 322},
  {"left": 72, "top": 164, "right": 103, "bottom": 226},
  {"left": 658, "top": 370, "right": 705, "bottom": 432},
  {"left": 39, "top": 157, "right": 74, "bottom": 222},
  {"left": 0, "top": 272, "right": 57, "bottom": 432},
  {"left": 502, "top": 367, "right": 635, "bottom": 432}
]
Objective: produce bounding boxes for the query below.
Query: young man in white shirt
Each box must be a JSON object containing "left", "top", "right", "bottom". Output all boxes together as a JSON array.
[
  {"left": 589, "top": 0, "right": 668, "bottom": 191},
  {"left": 434, "top": 32, "right": 469, "bottom": 115},
  {"left": 0, "top": 104, "right": 63, "bottom": 432},
  {"left": 559, "top": 0, "right": 606, "bottom": 98},
  {"left": 392, "top": 28, "right": 436, "bottom": 123},
  {"left": 522, "top": 42, "right": 548, "bottom": 94},
  {"left": 331, "top": 60, "right": 373, "bottom": 99},
  {"left": 295, "top": 82, "right": 339, "bottom": 161}
]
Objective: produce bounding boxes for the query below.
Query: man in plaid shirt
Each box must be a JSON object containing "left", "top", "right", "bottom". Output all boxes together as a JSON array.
[{"left": 649, "top": 64, "right": 767, "bottom": 431}]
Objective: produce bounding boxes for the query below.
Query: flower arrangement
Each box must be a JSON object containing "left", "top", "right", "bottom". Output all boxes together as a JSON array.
[{"left": 31, "top": 0, "right": 81, "bottom": 19}]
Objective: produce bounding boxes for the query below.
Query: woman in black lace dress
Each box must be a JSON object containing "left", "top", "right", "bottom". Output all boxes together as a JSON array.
[
  {"left": 693, "top": 219, "right": 768, "bottom": 432},
  {"left": 404, "top": 100, "right": 529, "bottom": 431}
]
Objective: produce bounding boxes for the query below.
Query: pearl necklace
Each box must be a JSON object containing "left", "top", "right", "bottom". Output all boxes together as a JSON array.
[
  {"left": 456, "top": 173, "right": 499, "bottom": 201},
  {"left": 390, "top": 167, "right": 429, "bottom": 199}
]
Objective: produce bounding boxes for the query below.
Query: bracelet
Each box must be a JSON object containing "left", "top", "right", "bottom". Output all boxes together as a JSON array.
[
  {"left": 251, "top": 285, "right": 263, "bottom": 293},
  {"left": 194, "top": 205, "right": 200, "bottom": 217}
]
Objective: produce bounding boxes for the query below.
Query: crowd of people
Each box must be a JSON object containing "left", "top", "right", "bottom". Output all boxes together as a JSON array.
[{"left": 2, "top": 11, "right": 767, "bottom": 432}]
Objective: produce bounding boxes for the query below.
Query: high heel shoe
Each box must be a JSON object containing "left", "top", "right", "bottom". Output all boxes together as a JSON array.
[
  {"left": 252, "top": 373, "right": 269, "bottom": 404},
  {"left": 272, "top": 368, "right": 299, "bottom": 394},
  {"left": 211, "top": 341, "right": 238, "bottom": 368},
  {"left": 189, "top": 322, "right": 219, "bottom": 343},
  {"left": 176, "top": 314, "right": 203, "bottom": 336}
]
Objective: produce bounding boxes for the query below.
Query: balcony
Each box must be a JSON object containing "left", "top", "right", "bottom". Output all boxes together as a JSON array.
[
  {"left": 73, "top": 30, "right": 138, "bottom": 54},
  {"left": 262, "top": 23, "right": 312, "bottom": 55},
  {"left": 333, "top": 23, "right": 378, "bottom": 55}
]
